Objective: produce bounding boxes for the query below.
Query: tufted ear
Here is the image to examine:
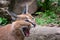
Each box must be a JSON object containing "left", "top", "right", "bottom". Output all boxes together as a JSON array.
[
  {"left": 10, "top": 12, "right": 17, "bottom": 20},
  {"left": 7, "top": 10, "right": 18, "bottom": 21},
  {"left": 0, "top": 7, "right": 18, "bottom": 21},
  {"left": 22, "top": 3, "right": 29, "bottom": 14}
]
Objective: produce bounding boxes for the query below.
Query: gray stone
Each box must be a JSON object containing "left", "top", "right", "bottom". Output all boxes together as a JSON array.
[{"left": 24, "top": 25, "right": 60, "bottom": 40}]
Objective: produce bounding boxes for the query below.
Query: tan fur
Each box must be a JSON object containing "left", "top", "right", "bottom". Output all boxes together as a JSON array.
[
  {"left": 17, "top": 14, "right": 35, "bottom": 23},
  {"left": 0, "top": 13, "right": 35, "bottom": 40}
]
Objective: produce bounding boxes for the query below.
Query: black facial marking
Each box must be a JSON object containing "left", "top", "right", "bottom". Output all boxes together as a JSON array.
[
  {"left": 25, "top": 20, "right": 36, "bottom": 27},
  {"left": 22, "top": 6, "right": 26, "bottom": 14},
  {"left": 22, "top": 4, "right": 28, "bottom": 14}
]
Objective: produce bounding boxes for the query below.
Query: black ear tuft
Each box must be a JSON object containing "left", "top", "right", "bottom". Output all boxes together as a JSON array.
[
  {"left": 22, "top": 3, "right": 28, "bottom": 14},
  {"left": 7, "top": 10, "right": 17, "bottom": 21},
  {"left": 22, "top": 6, "right": 26, "bottom": 14}
]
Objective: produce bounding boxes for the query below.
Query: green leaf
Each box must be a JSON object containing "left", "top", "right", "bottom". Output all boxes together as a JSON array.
[
  {"left": 0, "top": 17, "right": 8, "bottom": 25},
  {"left": 0, "top": 17, "right": 3, "bottom": 24}
]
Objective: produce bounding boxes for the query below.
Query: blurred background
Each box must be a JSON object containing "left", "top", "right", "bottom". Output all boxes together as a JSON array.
[{"left": 0, "top": 0, "right": 60, "bottom": 27}]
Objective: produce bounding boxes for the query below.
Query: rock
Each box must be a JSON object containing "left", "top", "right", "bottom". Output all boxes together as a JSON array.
[{"left": 24, "top": 25, "right": 60, "bottom": 40}]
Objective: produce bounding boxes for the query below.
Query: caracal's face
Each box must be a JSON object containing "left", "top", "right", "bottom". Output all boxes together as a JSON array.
[
  {"left": 12, "top": 3, "right": 36, "bottom": 37},
  {"left": 17, "top": 13, "right": 36, "bottom": 27},
  {"left": 14, "top": 13, "right": 36, "bottom": 37}
]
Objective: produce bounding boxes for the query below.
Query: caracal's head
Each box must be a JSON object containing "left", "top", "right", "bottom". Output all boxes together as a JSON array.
[
  {"left": 12, "top": 4, "right": 36, "bottom": 37},
  {"left": 16, "top": 3, "right": 36, "bottom": 27},
  {"left": 17, "top": 13, "right": 36, "bottom": 27}
]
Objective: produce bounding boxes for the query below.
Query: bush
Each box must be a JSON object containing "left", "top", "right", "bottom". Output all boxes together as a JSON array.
[
  {"left": 56, "top": 6, "right": 60, "bottom": 13},
  {"left": 35, "top": 10, "right": 60, "bottom": 25},
  {"left": 37, "top": 0, "right": 58, "bottom": 11},
  {"left": 0, "top": 17, "right": 8, "bottom": 25}
]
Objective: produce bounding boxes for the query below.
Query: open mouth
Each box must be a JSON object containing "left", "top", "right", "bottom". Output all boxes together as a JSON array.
[
  {"left": 22, "top": 27, "right": 30, "bottom": 37},
  {"left": 20, "top": 27, "right": 30, "bottom": 37},
  {"left": 19, "top": 20, "right": 36, "bottom": 37}
]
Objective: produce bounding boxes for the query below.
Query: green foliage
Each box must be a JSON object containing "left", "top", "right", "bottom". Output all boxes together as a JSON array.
[
  {"left": 35, "top": 10, "right": 60, "bottom": 25},
  {"left": 37, "top": 0, "right": 58, "bottom": 11},
  {"left": 58, "top": 0, "right": 60, "bottom": 6},
  {"left": 36, "top": 0, "right": 60, "bottom": 25},
  {"left": 56, "top": 6, "right": 60, "bottom": 13},
  {"left": 36, "top": 10, "right": 57, "bottom": 18},
  {"left": 35, "top": 18, "right": 46, "bottom": 25},
  {"left": 37, "top": 0, "right": 52, "bottom": 10},
  {"left": 0, "top": 17, "right": 8, "bottom": 25},
  {"left": 42, "top": 10, "right": 57, "bottom": 18}
]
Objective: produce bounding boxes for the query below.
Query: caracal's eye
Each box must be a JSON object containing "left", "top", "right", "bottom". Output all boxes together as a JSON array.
[{"left": 32, "top": 17, "right": 35, "bottom": 20}]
